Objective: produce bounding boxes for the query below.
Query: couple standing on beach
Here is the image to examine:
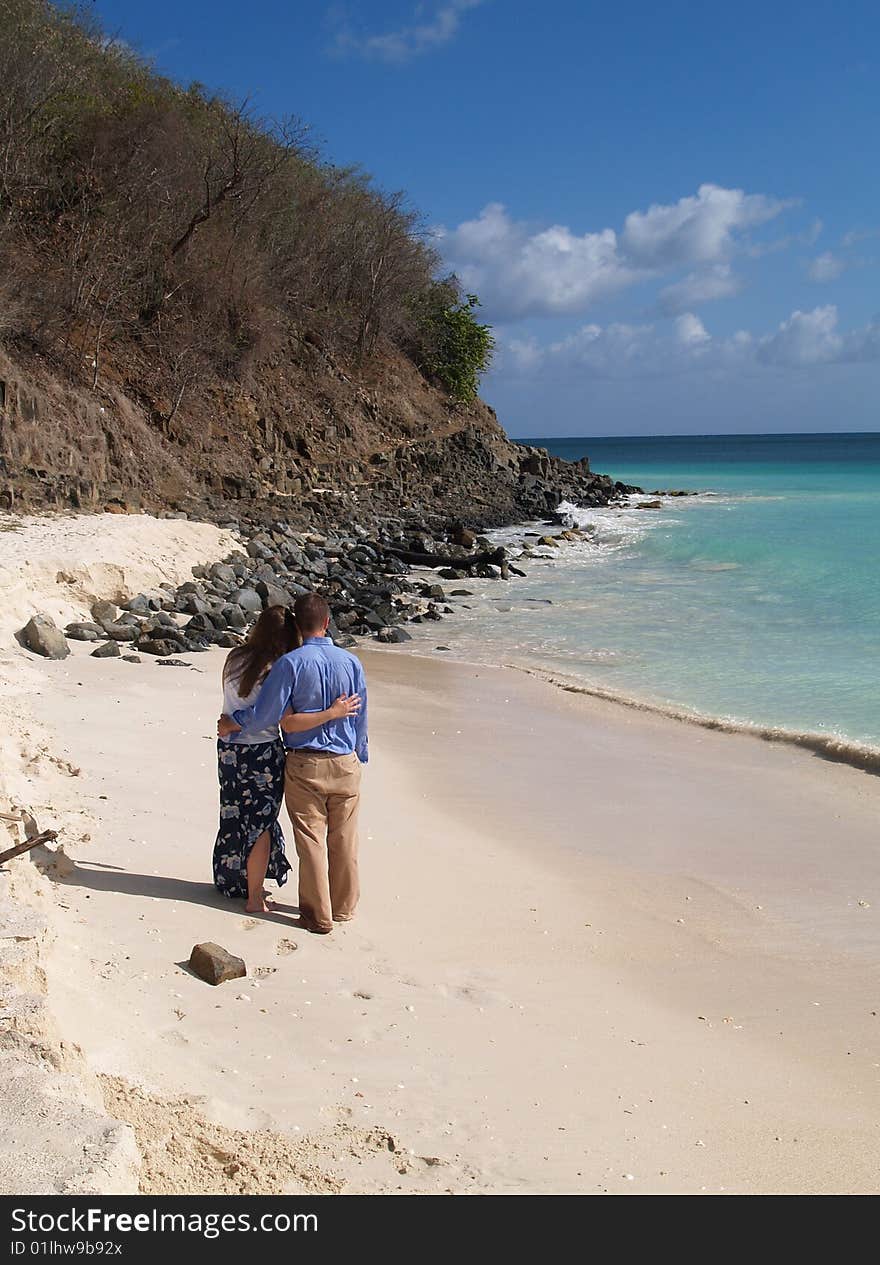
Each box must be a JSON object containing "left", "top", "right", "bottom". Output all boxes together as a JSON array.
[{"left": 212, "top": 593, "right": 367, "bottom": 934}]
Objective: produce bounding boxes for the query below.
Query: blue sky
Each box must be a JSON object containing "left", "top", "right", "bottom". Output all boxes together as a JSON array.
[{"left": 93, "top": 0, "right": 880, "bottom": 436}]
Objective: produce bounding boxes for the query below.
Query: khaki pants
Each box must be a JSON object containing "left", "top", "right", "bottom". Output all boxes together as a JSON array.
[{"left": 284, "top": 750, "right": 361, "bottom": 931}]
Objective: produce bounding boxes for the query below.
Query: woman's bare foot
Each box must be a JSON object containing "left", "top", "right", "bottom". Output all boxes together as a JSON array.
[{"left": 245, "top": 897, "right": 270, "bottom": 914}]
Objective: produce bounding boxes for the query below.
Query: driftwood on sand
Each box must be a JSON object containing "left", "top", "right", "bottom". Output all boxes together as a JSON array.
[
  {"left": 376, "top": 544, "right": 508, "bottom": 570},
  {"left": 0, "top": 810, "right": 58, "bottom": 866}
]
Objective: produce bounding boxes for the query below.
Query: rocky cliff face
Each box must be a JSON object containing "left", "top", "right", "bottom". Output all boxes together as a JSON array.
[{"left": 0, "top": 330, "right": 622, "bottom": 529}]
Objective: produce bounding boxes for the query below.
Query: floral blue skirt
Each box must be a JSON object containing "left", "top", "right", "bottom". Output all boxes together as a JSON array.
[{"left": 212, "top": 739, "right": 291, "bottom": 899}]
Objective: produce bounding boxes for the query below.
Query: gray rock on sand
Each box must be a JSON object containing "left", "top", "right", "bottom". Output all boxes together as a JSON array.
[
  {"left": 122, "top": 654, "right": 142, "bottom": 664},
  {"left": 136, "top": 638, "right": 178, "bottom": 656},
  {"left": 189, "top": 942, "right": 246, "bottom": 986},
  {"left": 377, "top": 626, "right": 412, "bottom": 643},
  {"left": 255, "top": 580, "right": 290, "bottom": 608},
  {"left": 234, "top": 588, "right": 263, "bottom": 613},
  {"left": 120, "top": 594, "right": 153, "bottom": 616},
  {"left": 21, "top": 615, "right": 70, "bottom": 659},
  {"left": 102, "top": 623, "right": 139, "bottom": 641},
  {"left": 65, "top": 623, "right": 100, "bottom": 641},
  {"left": 90, "top": 599, "right": 118, "bottom": 625},
  {"left": 91, "top": 641, "right": 121, "bottom": 658}
]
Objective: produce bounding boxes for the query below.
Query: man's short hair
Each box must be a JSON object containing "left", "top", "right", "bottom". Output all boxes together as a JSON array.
[{"left": 294, "top": 593, "right": 331, "bottom": 635}]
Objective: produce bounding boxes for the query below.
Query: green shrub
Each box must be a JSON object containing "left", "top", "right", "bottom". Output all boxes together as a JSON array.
[{"left": 413, "top": 283, "right": 495, "bottom": 402}]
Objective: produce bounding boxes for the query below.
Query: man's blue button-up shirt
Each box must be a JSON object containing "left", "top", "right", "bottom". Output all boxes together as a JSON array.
[{"left": 232, "top": 636, "right": 368, "bottom": 763}]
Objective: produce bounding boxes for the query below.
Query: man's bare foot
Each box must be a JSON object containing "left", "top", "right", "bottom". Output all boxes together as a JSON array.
[{"left": 245, "top": 898, "right": 270, "bottom": 914}]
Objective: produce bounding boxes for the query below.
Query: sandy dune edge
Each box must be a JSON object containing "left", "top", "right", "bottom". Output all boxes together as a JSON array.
[{"left": 0, "top": 511, "right": 239, "bottom": 640}]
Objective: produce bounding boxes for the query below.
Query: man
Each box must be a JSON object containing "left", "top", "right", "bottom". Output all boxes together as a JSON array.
[{"left": 219, "top": 593, "right": 368, "bottom": 934}]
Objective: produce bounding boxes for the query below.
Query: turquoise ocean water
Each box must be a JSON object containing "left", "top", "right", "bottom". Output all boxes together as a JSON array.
[{"left": 436, "top": 433, "right": 880, "bottom": 755}]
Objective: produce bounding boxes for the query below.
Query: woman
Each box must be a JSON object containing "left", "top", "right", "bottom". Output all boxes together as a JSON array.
[{"left": 212, "top": 605, "right": 359, "bottom": 913}]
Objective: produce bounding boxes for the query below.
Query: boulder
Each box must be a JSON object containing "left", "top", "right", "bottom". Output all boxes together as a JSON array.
[
  {"left": 234, "top": 588, "right": 263, "bottom": 613},
  {"left": 376, "top": 627, "right": 413, "bottom": 644},
  {"left": 122, "top": 654, "right": 142, "bottom": 664},
  {"left": 90, "top": 599, "right": 118, "bottom": 625},
  {"left": 21, "top": 615, "right": 69, "bottom": 659},
  {"left": 188, "top": 942, "right": 246, "bottom": 986},
  {"left": 65, "top": 623, "right": 100, "bottom": 641},
  {"left": 222, "top": 605, "right": 249, "bottom": 631},
  {"left": 91, "top": 640, "right": 121, "bottom": 658},
  {"left": 185, "top": 613, "right": 213, "bottom": 632},
  {"left": 102, "top": 623, "right": 139, "bottom": 641},
  {"left": 437, "top": 568, "right": 466, "bottom": 580},
  {"left": 636, "top": 499, "right": 663, "bottom": 510},
  {"left": 255, "top": 580, "right": 290, "bottom": 608},
  {"left": 136, "top": 638, "right": 178, "bottom": 657},
  {"left": 452, "top": 525, "right": 477, "bottom": 550},
  {"left": 183, "top": 594, "right": 211, "bottom": 616},
  {"left": 121, "top": 594, "right": 152, "bottom": 616}
]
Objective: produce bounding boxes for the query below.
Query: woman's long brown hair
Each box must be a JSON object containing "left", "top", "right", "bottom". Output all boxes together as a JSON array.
[{"left": 223, "top": 605, "right": 301, "bottom": 698}]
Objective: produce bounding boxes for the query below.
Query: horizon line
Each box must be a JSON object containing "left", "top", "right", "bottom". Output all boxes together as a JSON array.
[{"left": 511, "top": 430, "right": 880, "bottom": 441}]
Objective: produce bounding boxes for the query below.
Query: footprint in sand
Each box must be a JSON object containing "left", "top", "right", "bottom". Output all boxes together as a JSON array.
[
  {"left": 253, "top": 966, "right": 278, "bottom": 979},
  {"left": 241, "top": 918, "right": 259, "bottom": 930},
  {"left": 160, "top": 1029, "right": 189, "bottom": 1047},
  {"left": 275, "top": 939, "right": 298, "bottom": 956}
]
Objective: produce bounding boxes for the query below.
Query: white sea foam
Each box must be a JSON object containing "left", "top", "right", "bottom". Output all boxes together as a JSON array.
[
  {"left": 490, "top": 498, "right": 670, "bottom": 560},
  {"left": 556, "top": 498, "right": 666, "bottom": 549}
]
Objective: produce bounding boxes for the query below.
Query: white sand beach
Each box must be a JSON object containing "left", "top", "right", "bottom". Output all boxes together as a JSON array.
[{"left": 2, "top": 515, "right": 879, "bottom": 1194}]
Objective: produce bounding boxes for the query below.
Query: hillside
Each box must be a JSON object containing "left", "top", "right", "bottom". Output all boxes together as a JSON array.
[{"left": 0, "top": 0, "right": 620, "bottom": 528}]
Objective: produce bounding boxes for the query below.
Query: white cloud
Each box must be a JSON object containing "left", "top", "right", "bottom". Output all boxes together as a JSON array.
[
  {"left": 758, "top": 306, "right": 843, "bottom": 364},
  {"left": 434, "top": 202, "right": 642, "bottom": 320},
  {"left": 841, "top": 225, "right": 880, "bottom": 247},
  {"left": 620, "top": 183, "right": 788, "bottom": 267},
  {"left": 658, "top": 264, "right": 741, "bottom": 314},
  {"left": 675, "top": 312, "right": 711, "bottom": 346},
  {"left": 437, "top": 184, "right": 789, "bottom": 323},
  {"left": 334, "top": 0, "right": 485, "bottom": 62},
  {"left": 758, "top": 305, "right": 880, "bottom": 366},
  {"left": 497, "top": 306, "right": 880, "bottom": 380},
  {"left": 807, "top": 251, "right": 847, "bottom": 282}
]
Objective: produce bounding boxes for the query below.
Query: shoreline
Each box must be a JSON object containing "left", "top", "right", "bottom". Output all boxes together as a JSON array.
[{"left": 387, "top": 490, "right": 880, "bottom": 775}]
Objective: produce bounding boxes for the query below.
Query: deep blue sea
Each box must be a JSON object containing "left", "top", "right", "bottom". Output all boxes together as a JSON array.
[{"left": 438, "top": 433, "right": 880, "bottom": 752}]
